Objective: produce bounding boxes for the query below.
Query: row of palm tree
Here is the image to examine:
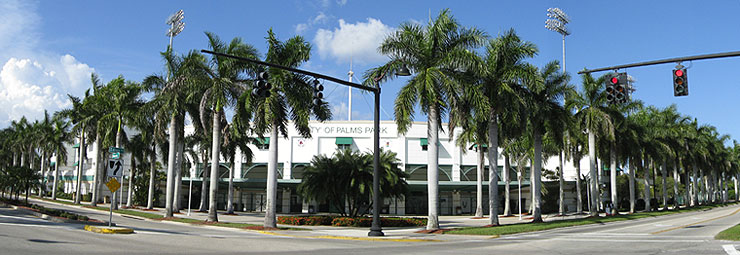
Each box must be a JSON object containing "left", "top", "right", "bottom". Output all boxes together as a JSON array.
[{"left": 1, "top": 9, "right": 738, "bottom": 233}]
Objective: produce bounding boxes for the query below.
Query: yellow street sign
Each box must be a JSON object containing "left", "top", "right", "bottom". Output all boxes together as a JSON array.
[{"left": 106, "top": 178, "right": 121, "bottom": 193}]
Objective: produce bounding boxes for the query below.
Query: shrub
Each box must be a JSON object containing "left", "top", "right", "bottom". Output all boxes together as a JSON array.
[{"left": 277, "top": 216, "right": 426, "bottom": 227}]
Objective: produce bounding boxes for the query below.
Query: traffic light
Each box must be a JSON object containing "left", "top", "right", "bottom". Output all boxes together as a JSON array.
[
  {"left": 673, "top": 68, "right": 688, "bottom": 96},
  {"left": 253, "top": 71, "right": 271, "bottom": 98},
  {"left": 614, "top": 72, "right": 628, "bottom": 103},
  {"left": 312, "top": 79, "right": 323, "bottom": 105},
  {"left": 605, "top": 72, "right": 629, "bottom": 104}
]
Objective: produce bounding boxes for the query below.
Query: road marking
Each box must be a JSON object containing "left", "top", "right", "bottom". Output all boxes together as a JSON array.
[
  {"left": 651, "top": 207, "right": 740, "bottom": 235},
  {"left": 0, "top": 222, "right": 75, "bottom": 229},
  {"left": 723, "top": 245, "right": 740, "bottom": 255},
  {"left": 0, "top": 214, "right": 49, "bottom": 222},
  {"left": 551, "top": 238, "right": 704, "bottom": 243}
]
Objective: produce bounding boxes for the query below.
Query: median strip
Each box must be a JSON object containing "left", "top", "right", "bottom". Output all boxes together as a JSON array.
[
  {"left": 256, "top": 230, "right": 441, "bottom": 242},
  {"left": 84, "top": 225, "right": 134, "bottom": 234}
]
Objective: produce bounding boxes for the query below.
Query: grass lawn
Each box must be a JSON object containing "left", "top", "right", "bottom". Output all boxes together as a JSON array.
[
  {"left": 447, "top": 203, "right": 739, "bottom": 236},
  {"left": 716, "top": 224, "right": 740, "bottom": 241}
]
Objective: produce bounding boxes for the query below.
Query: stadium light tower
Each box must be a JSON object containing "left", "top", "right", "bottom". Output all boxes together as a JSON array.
[
  {"left": 166, "top": 10, "right": 185, "bottom": 50},
  {"left": 546, "top": 7, "right": 570, "bottom": 73}
]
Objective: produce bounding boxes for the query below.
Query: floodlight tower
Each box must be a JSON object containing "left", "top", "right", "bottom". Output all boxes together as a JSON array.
[
  {"left": 166, "top": 10, "right": 185, "bottom": 51},
  {"left": 546, "top": 7, "right": 570, "bottom": 73}
]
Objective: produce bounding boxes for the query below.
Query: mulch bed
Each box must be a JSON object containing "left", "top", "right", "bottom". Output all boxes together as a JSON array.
[
  {"left": 414, "top": 229, "right": 452, "bottom": 234},
  {"left": 243, "top": 226, "right": 281, "bottom": 231}
]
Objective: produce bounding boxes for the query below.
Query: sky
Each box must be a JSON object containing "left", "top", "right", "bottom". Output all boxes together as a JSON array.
[{"left": 2, "top": 0, "right": 740, "bottom": 144}]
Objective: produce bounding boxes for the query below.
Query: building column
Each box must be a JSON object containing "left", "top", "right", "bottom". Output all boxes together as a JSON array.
[
  {"left": 452, "top": 129, "right": 462, "bottom": 182},
  {"left": 282, "top": 189, "right": 291, "bottom": 213},
  {"left": 452, "top": 190, "right": 461, "bottom": 215}
]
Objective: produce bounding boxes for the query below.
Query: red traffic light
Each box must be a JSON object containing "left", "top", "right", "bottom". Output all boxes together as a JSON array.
[
  {"left": 675, "top": 69, "right": 684, "bottom": 77},
  {"left": 610, "top": 77, "right": 618, "bottom": 84}
]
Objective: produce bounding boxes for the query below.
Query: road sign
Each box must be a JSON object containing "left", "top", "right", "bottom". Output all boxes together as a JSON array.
[
  {"left": 107, "top": 159, "right": 123, "bottom": 178},
  {"left": 108, "top": 147, "right": 124, "bottom": 153},
  {"left": 111, "top": 152, "right": 121, "bottom": 159},
  {"left": 105, "top": 178, "right": 120, "bottom": 193}
]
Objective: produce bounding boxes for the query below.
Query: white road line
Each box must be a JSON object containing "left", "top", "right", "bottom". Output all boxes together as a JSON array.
[
  {"left": 550, "top": 238, "right": 705, "bottom": 243},
  {"left": 0, "top": 222, "right": 75, "bottom": 230},
  {"left": 0, "top": 214, "right": 49, "bottom": 222},
  {"left": 723, "top": 245, "right": 740, "bottom": 255}
]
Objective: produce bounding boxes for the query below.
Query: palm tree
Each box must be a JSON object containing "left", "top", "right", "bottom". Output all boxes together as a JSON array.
[
  {"left": 523, "top": 61, "right": 570, "bottom": 222},
  {"left": 364, "top": 9, "right": 486, "bottom": 230},
  {"left": 145, "top": 48, "right": 207, "bottom": 217},
  {"left": 567, "top": 72, "right": 617, "bottom": 216},
  {"left": 59, "top": 91, "right": 96, "bottom": 204},
  {"left": 37, "top": 111, "right": 54, "bottom": 196},
  {"left": 49, "top": 113, "right": 70, "bottom": 200},
  {"left": 220, "top": 119, "right": 254, "bottom": 214},
  {"left": 198, "top": 31, "right": 259, "bottom": 222},
  {"left": 247, "top": 29, "right": 331, "bottom": 228}
]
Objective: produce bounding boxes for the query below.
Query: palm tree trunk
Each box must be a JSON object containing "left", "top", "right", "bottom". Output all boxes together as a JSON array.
[
  {"left": 265, "top": 118, "right": 280, "bottom": 228},
  {"left": 587, "top": 130, "right": 598, "bottom": 216},
  {"left": 90, "top": 135, "right": 99, "bottom": 206},
  {"left": 199, "top": 148, "right": 209, "bottom": 211},
  {"left": 52, "top": 150, "right": 60, "bottom": 200},
  {"left": 147, "top": 143, "right": 156, "bottom": 210},
  {"left": 558, "top": 151, "right": 564, "bottom": 215},
  {"left": 575, "top": 155, "right": 583, "bottom": 215},
  {"left": 174, "top": 123, "right": 185, "bottom": 211},
  {"left": 629, "top": 158, "right": 635, "bottom": 213},
  {"left": 503, "top": 154, "right": 512, "bottom": 216},
  {"left": 486, "top": 114, "right": 500, "bottom": 226},
  {"left": 39, "top": 151, "right": 46, "bottom": 196},
  {"left": 474, "top": 144, "right": 484, "bottom": 218},
  {"left": 692, "top": 163, "right": 698, "bottom": 206},
  {"left": 164, "top": 115, "right": 177, "bottom": 217},
  {"left": 74, "top": 129, "right": 85, "bottom": 204},
  {"left": 643, "top": 157, "right": 651, "bottom": 211},
  {"left": 126, "top": 156, "right": 135, "bottom": 207},
  {"left": 662, "top": 160, "right": 668, "bottom": 211},
  {"left": 207, "top": 110, "right": 221, "bottom": 222},
  {"left": 673, "top": 160, "right": 679, "bottom": 209},
  {"left": 424, "top": 106, "right": 441, "bottom": 230},
  {"left": 609, "top": 144, "right": 617, "bottom": 215},
  {"left": 227, "top": 156, "right": 235, "bottom": 214},
  {"left": 532, "top": 128, "right": 543, "bottom": 222},
  {"left": 735, "top": 173, "right": 740, "bottom": 202}
]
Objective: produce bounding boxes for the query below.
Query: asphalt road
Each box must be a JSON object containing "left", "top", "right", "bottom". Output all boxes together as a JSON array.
[{"left": 2, "top": 200, "right": 740, "bottom": 255}]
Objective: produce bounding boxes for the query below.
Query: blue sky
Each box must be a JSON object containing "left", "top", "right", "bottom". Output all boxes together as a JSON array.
[{"left": 2, "top": 0, "right": 740, "bottom": 144}]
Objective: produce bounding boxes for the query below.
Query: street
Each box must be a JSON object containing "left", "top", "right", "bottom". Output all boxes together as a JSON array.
[{"left": 2, "top": 200, "right": 740, "bottom": 254}]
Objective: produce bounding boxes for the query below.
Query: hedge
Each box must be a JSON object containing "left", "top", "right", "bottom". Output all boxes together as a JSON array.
[{"left": 277, "top": 216, "right": 426, "bottom": 227}]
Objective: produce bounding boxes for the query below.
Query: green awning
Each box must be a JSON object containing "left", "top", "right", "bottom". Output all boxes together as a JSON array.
[
  {"left": 470, "top": 144, "right": 488, "bottom": 149},
  {"left": 256, "top": 137, "right": 270, "bottom": 145},
  {"left": 72, "top": 143, "right": 80, "bottom": 148},
  {"left": 335, "top": 137, "right": 353, "bottom": 145},
  {"left": 420, "top": 138, "right": 428, "bottom": 146}
]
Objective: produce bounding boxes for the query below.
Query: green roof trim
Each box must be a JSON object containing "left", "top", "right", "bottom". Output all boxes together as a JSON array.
[
  {"left": 472, "top": 144, "right": 488, "bottom": 148},
  {"left": 255, "top": 137, "right": 270, "bottom": 145},
  {"left": 335, "top": 137, "right": 353, "bottom": 145},
  {"left": 72, "top": 143, "right": 80, "bottom": 148},
  {"left": 420, "top": 138, "right": 428, "bottom": 146}
]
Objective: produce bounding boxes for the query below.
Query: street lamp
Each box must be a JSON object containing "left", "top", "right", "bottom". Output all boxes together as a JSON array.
[
  {"left": 199, "top": 50, "right": 407, "bottom": 237},
  {"left": 545, "top": 7, "right": 570, "bottom": 73}
]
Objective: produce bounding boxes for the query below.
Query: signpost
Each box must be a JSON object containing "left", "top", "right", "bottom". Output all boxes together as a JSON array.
[{"left": 106, "top": 150, "right": 124, "bottom": 227}]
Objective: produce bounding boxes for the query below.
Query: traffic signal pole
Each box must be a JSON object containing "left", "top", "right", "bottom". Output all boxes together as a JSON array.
[{"left": 578, "top": 51, "right": 740, "bottom": 74}]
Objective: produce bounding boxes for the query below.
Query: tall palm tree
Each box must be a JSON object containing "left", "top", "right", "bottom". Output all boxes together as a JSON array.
[
  {"left": 523, "top": 61, "right": 570, "bottom": 222},
  {"left": 247, "top": 29, "right": 331, "bottom": 228},
  {"left": 145, "top": 48, "right": 207, "bottom": 217},
  {"left": 49, "top": 113, "right": 70, "bottom": 200},
  {"left": 37, "top": 111, "right": 54, "bottom": 196},
  {"left": 567, "top": 72, "right": 617, "bottom": 216},
  {"left": 364, "top": 9, "right": 486, "bottom": 230},
  {"left": 198, "top": 31, "right": 258, "bottom": 222}
]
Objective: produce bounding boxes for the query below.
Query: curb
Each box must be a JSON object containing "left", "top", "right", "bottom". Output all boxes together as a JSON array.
[
  {"left": 255, "top": 230, "right": 442, "bottom": 242},
  {"left": 84, "top": 225, "right": 134, "bottom": 234}
]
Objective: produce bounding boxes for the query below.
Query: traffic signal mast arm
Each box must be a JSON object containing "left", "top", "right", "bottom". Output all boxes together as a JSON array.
[{"left": 578, "top": 50, "right": 740, "bottom": 74}]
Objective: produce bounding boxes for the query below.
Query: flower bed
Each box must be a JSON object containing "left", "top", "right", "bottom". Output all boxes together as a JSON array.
[{"left": 277, "top": 216, "right": 426, "bottom": 227}]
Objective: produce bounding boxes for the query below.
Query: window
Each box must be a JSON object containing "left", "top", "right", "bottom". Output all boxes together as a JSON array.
[
  {"left": 420, "top": 138, "right": 428, "bottom": 151},
  {"left": 255, "top": 137, "right": 270, "bottom": 150},
  {"left": 335, "top": 137, "right": 353, "bottom": 150}
]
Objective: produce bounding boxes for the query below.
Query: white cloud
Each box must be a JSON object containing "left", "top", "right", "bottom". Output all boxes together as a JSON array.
[
  {"left": 0, "top": 0, "right": 95, "bottom": 127},
  {"left": 295, "top": 12, "right": 331, "bottom": 35},
  {"left": 314, "top": 18, "right": 395, "bottom": 64},
  {"left": 336, "top": 0, "right": 348, "bottom": 6}
]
